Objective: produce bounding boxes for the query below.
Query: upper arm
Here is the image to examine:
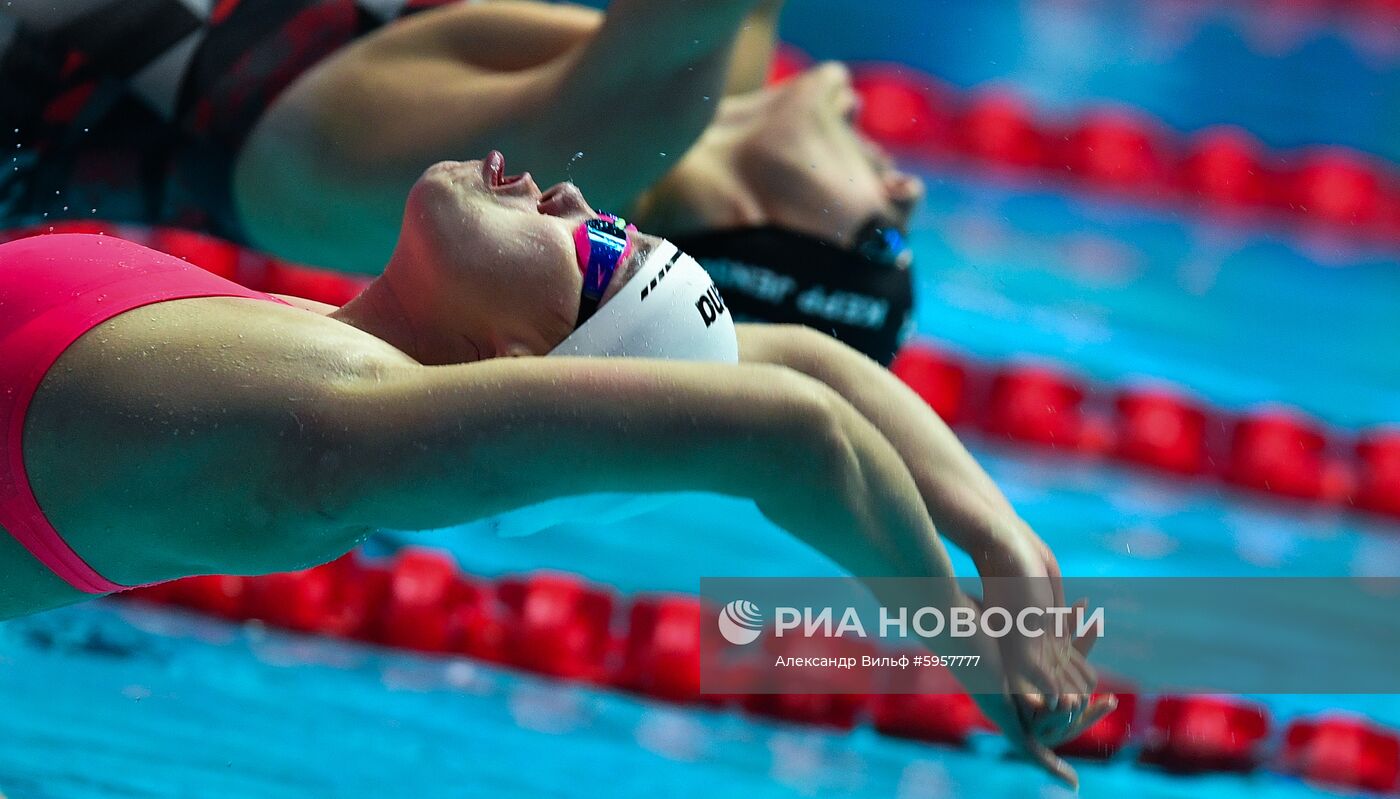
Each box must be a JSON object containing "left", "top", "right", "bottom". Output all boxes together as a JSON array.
[
  {"left": 271, "top": 294, "right": 341, "bottom": 315},
  {"left": 235, "top": 3, "right": 586, "bottom": 268},
  {"left": 22, "top": 297, "right": 416, "bottom": 583},
  {"left": 20, "top": 296, "right": 841, "bottom": 586},
  {"left": 308, "top": 353, "right": 850, "bottom": 535}
]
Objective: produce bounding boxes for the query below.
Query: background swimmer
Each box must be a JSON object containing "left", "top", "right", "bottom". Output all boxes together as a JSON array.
[
  {"left": 238, "top": 9, "right": 921, "bottom": 272},
  {"left": 0, "top": 0, "right": 920, "bottom": 275},
  {"left": 0, "top": 152, "right": 1107, "bottom": 785}
]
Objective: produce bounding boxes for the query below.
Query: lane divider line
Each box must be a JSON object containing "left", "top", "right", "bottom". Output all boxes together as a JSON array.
[
  {"left": 891, "top": 343, "right": 1400, "bottom": 524},
  {"left": 767, "top": 49, "right": 1400, "bottom": 253},
  {"left": 111, "top": 548, "right": 1400, "bottom": 795}
]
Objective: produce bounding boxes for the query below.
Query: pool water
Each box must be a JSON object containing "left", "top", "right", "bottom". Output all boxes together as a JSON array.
[
  {"left": 912, "top": 165, "right": 1400, "bottom": 428},
  {"left": 778, "top": 0, "right": 1400, "bottom": 162},
  {"left": 5, "top": 3, "right": 1400, "bottom": 798}
]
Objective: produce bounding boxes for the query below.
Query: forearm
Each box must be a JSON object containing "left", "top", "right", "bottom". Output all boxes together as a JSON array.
[
  {"left": 724, "top": 0, "right": 787, "bottom": 95},
  {"left": 527, "top": 0, "right": 766, "bottom": 211},
  {"left": 739, "top": 325, "right": 1027, "bottom": 562},
  {"left": 581, "top": 0, "right": 768, "bottom": 76}
]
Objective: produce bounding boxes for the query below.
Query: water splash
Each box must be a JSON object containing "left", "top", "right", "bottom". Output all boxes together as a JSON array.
[{"left": 566, "top": 151, "right": 585, "bottom": 182}]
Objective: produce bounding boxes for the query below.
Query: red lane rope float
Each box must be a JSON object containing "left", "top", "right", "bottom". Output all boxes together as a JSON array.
[
  {"left": 1355, "top": 431, "right": 1400, "bottom": 518},
  {"left": 1140, "top": 696, "right": 1271, "bottom": 773},
  {"left": 112, "top": 549, "right": 1400, "bottom": 794},
  {"left": 891, "top": 344, "right": 1400, "bottom": 523},
  {"left": 1246, "top": 0, "right": 1400, "bottom": 19},
  {"left": 771, "top": 49, "right": 1400, "bottom": 249},
  {"left": 1281, "top": 715, "right": 1400, "bottom": 793},
  {"left": 1055, "top": 680, "right": 1139, "bottom": 761},
  {"left": 872, "top": 658, "right": 997, "bottom": 745}
]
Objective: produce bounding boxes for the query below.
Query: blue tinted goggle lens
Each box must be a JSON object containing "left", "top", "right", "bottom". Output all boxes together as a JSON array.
[
  {"left": 576, "top": 214, "right": 632, "bottom": 325},
  {"left": 854, "top": 219, "right": 908, "bottom": 268}
]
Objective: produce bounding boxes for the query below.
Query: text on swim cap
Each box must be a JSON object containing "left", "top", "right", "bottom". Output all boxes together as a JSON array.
[
  {"left": 705, "top": 259, "right": 798, "bottom": 304},
  {"left": 794, "top": 287, "right": 889, "bottom": 330},
  {"left": 696, "top": 283, "right": 729, "bottom": 328},
  {"left": 706, "top": 258, "right": 889, "bottom": 330}
]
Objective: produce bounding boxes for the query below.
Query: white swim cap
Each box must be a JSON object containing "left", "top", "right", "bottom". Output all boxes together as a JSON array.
[
  {"left": 479, "top": 241, "right": 737, "bottom": 538},
  {"left": 549, "top": 239, "right": 739, "bottom": 363}
]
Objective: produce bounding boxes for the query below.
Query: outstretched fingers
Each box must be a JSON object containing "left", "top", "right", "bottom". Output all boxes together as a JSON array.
[
  {"left": 1013, "top": 694, "right": 1081, "bottom": 789},
  {"left": 1047, "top": 694, "right": 1119, "bottom": 747}
]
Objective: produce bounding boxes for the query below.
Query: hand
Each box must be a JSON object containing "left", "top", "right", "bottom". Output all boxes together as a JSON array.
[
  {"left": 971, "top": 612, "right": 1115, "bottom": 789},
  {"left": 974, "top": 528, "right": 1096, "bottom": 712}
]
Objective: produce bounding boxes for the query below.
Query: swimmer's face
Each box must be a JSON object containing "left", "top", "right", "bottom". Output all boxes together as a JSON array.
[
  {"left": 394, "top": 153, "right": 657, "bottom": 359},
  {"left": 748, "top": 63, "right": 924, "bottom": 243},
  {"left": 640, "top": 63, "right": 924, "bottom": 246}
]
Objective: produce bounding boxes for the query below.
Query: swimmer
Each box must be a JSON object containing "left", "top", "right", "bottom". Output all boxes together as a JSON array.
[
  {"left": 0, "top": 153, "right": 1106, "bottom": 785},
  {"left": 0, "top": 1, "right": 919, "bottom": 360}
]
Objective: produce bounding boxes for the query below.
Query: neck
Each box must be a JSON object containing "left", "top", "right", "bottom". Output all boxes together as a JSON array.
[{"left": 331, "top": 265, "right": 488, "bottom": 365}]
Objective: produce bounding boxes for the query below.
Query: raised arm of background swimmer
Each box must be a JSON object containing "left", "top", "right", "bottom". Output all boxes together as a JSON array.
[{"left": 235, "top": 0, "right": 786, "bottom": 270}]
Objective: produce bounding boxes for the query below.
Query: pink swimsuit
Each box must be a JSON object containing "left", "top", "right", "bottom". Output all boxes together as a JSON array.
[{"left": 0, "top": 233, "right": 287, "bottom": 593}]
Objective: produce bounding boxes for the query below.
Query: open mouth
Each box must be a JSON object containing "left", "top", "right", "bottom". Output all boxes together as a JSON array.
[{"left": 484, "top": 150, "right": 529, "bottom": 189}]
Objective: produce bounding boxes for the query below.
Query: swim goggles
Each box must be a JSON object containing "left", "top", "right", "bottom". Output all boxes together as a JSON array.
[
  {"left": 852, "top": 217, "right": 912, "bottom": 270},
  {"left": 573, "top": 213, "right": 636, "bottom": 325}
]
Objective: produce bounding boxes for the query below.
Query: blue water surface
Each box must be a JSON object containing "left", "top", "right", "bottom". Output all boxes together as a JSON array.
[
  {"left": 778, "top": 0, "right": 1400, "bottom": 162},
  {"left": 910, "top": 165, "right": 1400, "bottom": 428}
]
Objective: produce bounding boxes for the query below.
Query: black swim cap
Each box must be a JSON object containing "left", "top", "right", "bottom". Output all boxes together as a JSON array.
[{"left": 672, "top": 220, "right": 915, "bottom": 365}]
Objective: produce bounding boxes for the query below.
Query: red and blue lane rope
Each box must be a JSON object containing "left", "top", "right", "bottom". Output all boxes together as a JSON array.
[
  {"left": 112, "top": 547, "right": 1400, "bottom": 795},
  {"left": 765, "top": 49, "right": 1400, "bottom": 254}
]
